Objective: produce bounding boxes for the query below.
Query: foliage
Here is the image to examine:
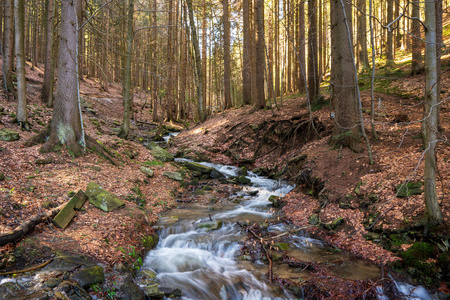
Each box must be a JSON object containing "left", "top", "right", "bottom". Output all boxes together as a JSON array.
[{"left": 118, "top": 245, "right": 143, "bottom": 271}]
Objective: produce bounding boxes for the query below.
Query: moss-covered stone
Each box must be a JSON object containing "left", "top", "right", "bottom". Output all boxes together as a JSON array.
[
  {"left": 185, "top": 162, "right": 213, "bottom": 174},
  {"left": 238, "top": 175, "right": 251, "bottom": 184},
  {"left": 195, "top": 220, "right": 223, "bottom": 231},
  {"left": 0, "top": 128, "right": 20, "bottom": 141},
  {"left": 86, "top": 182, "right": 125, "bottom": 212},
  {"left": 121, "top": 280, "right": 146, "bottom": 300},
  {"left": 163, "top": 171, "right": 183, "bottom": 181},
  {"left": 239, "top": 166, "right": 248, "bottom": 176},
  {"left": 140, "top": 166, "right": 154, "bottom": 177},
  {"left": 395, "top": 182, "right": 423, "bottom": 198},
  {"left": 142, "top": 234, "right": 159, "bottom": 250},
  {"left": 151, "top": 146, "right": 174, "bottom": 162},
  {"left": 400, "top": 242, "right": 437, "bottom": 278},
  {"left": 70, "top": 266, "right": 105, "bottom": 289},
  {"left": 268, "top": 195, "right": 281, "bottom": 208}
]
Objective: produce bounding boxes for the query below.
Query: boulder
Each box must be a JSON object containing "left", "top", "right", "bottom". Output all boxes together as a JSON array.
[
  {"left": 210, "top": 170, "right": 225, "bottom": 179},
  {"left": 395, "top": 182, "right": 423, "bottom": 198},
  {"left": 185, "top": 162, "right": 213, "bottom": 174},
  {"left": 238, "top": 175, "right": 251, "bottom": 184},
  {"left": 268, "top": 195, "right": 281, "bottom": 208},
  {"left": 86, "top": 182, "right": 125, "bottom": 212},
  {"left": 71, "top": 266, "right": 105, "bottom": 289},
  {"left": 121, "top": 281, "right": 146, "bottom": 300},
  {"left": 163, "top": 171, "right": 183, "bottom": 181},
  {"left": 0, "top": 128, "right": 19, "bottom": 141},
  {"left": 151, "top": 146, "right": 174, "bottom": 162},
  {"left": 140, "top": 166, "right": 154, "bottom": 177},
  {"left": 195, "top": 220, "right": 223, "bottom": 231}
]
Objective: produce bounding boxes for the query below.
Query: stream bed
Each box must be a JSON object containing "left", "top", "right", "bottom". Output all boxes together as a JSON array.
[{"left": 141, "top": 160, "right": 436, "bottom": 299}]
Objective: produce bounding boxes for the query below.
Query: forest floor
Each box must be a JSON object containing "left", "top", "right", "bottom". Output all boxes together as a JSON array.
[{"left": 1, "top": 51, "right": 450, "bottom": 297}]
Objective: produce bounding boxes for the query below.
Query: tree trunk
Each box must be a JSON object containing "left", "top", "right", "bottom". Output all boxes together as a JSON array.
[
  {"left": 119, "top": 0, "right": 134, "bottom": 139},
  {"left": 41, "top": 0, "right": 84, "bottom": 156},
  {"left": 411, "top": 1, "right": 423, "bottom": 75},
  {"left": 42, "top": 0, "right": 55, "bottom": 104},
  {"left": 298, "top": 1, "right": 306, "bottom": 92},
  {"left": 152, "top": 0, "right": 159, "bottom": 122},
  {"left": 386, "top": 0, "right": 394, "bottom": 65},
  {"left": 330, "top": 0, "right": 361, "bottom": 152},
  {"left": 4, "top": 0, "right": 15, "bottom": 96},
  {"left": 187, "top": 0, "right": 205, "bottom": 120},
  {"left": 357, "top": 0, "right": 369, "bottom": 69},
  {"left": 254, "top": 0, "right": 265, "bottom": 109},
  {"left": 223, "top": 0, "right": 231, "bottom": 109},
  {"left": 308, "top": 0, "right": 319, "bottom": 102},
  {"left": 166, "top": 0, "right": 175, "bottom": 121},
  {"left": 15, "top": 0, "right": 28, "bottom": 130},
  {"left": 242, "top": 0, "right": 252, "bottom": 104},
  {"left": 423, "top": 0, "right": 443, "bottom": 225}
]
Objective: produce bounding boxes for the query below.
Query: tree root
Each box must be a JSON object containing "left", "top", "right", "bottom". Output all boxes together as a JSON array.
[{"left": 0, "top": 259, "right": 54, "bottom": 276}]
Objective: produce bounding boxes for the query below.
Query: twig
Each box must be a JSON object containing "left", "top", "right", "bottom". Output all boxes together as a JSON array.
[{"left": 0, "top": 258, "right": 53, "bottom": 276}]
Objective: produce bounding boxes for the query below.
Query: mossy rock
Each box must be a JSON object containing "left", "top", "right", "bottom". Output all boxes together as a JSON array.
[
  {"left": 195, "top": 220, "right": 223, "bottom": 231},
  {"left": 400, "top": 242, "right": 437, "bottom": 278},
  {"left": 185, "top": 162, "right": 213, "bottom": 174},
  {"left": 238, "top": 175, "right": 251, "bottom": 184},
  {"left": 35, "top": 157, "right": 54, "bottom": 165},
  {"left": 86, "top": 182, "right": 125, "bottom": 212},
  {"left": 151, "top": 146, "right": 174, "bottom": 162},
  {"left": 140, "top": 166, "right": 154, "bottom": 177},
  {"left": 163, "top": 171, "right": 183, "bottom": 181},
  {"left": 268, "top": 195, "right": 281, "bottom": 208},
  {"left": 239, "top": 166, "right": 248, "bottom": 176},
  {"left": 121, "top": 280, "right": 146, "bottom": 300},
  {"left": 142, "top": 234, "right": 159, "bottom": 250},
  {"left": 70, "top": 266, "right": 105, "bottom": 289},
  {"left": 395, "top": 182, "right": 423, "bottom": 198},
  {"left": 0, "top": 128, "right": 19, "bottom": 141}
]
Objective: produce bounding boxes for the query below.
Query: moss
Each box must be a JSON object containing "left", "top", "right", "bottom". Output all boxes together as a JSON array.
[
  {"left": 400, "top": 242, "right": 437, "bottom": 278},
  {"left": 142, "top": 234, "right": 159, "bottom": 251}
]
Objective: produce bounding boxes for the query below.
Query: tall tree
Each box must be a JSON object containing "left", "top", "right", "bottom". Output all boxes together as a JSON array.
[
  {"left": 152, "top": 0, "right": 159, "bottom": 122},
  {"left": 42, "top": 0, "right": 56, "bottom": 105},
  {"left": 242, "top": 0, "right": 252, "bottom": 104},
  {"left": 3, "top": 0, "right": 15, "bottom": 96},
  {"left": 223, "top": 0, "right": 231, "bottom": 109},
  {"left": 386, "top": 0, "right": 394, "bottom": 65},
  {"left": 187, "top": 0, "right": 205, "bottom": 119},
  {"left": 356, "top": 0, "right": 369, "bottom": 69},
  {"left": 410, "top": 0, "right": 423, "bottom": 75},
  {"left": 423, "top": 0, "right": 443, "bottom": 225},
  {"left": 254, "top": 0, "right": 265, "bottom": 109},
  {"left": 166, "top": 0, "right": 175, "bottom": 121},
  {"left": 119, "top": 0, "right": 134, "bottom": 138},
  {"left": 308, "top": 0, "right": 319, "bottom": 102},
  {"left": 297, "top": 1, "right": 306, "bottom": 92},
  {"left": 330, "top": 0, "right": 361, "bottom": 152},
  {"left": 15, "top": 0, "right": 28, "bottom": 130}
]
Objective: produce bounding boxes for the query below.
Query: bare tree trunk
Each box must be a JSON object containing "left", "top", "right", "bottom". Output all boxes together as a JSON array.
[
  {"left": 423, "top": 0, "right": 443, "bottom": 225},
  {"left": 15, "top": 0, "right": 29, "bottom": 130},
  {"left": 223, "top": 0, "right": 231, "bottom": 109},
  {"left": 187, "top": 0, "right": 205, "bottom": 120},
  {"left": 42, "top": 0, "right": 55, "bottom": 104},
  {"left": 254, "top": 0, "right": 265, "bottom": 109},
  {"left": 298, "top": 1, "right": 306, "bottom": 92},
  {"left": 386, "top": 0, "right": 394, "bottom": 66},
  {"left": 242, "top": 0, "right": 252, "bottom": 104},
  {"left": 357, "top": 0, "right": 369, "bottom": 69},
  {"left": 119, "top": 0, "right": 134, "bottom": 139},
  {"left": 4, "top": 0, "right": 15, "bottom": 96},
  {"left": 411, "top": 1, "right": 423, "bottom": 75},
  {"left": 202, "top": 0, "right": 208, "bottom": 112},
  {"left": 152, "top": 0, "right": 159, "bottom": 122},
  {"left": 166, "top": 0, "right": 175, "bottom": 121},
  {"left": 308, "top": 0, "right": 319, "bottom": 102}
]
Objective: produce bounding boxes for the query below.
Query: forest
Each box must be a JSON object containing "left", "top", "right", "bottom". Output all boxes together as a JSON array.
[{"left": 0, "top": 0, "right": 449, "bottom": 298}]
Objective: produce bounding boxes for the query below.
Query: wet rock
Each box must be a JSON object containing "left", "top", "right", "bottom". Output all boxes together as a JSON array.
[
  {"left": 195, "top": 220, "right": 223, "bottom": 231},
  {"left": 151, "top": 146, "right": 174, "bottom": 162},
  {"left": 86, "top": 182, "right": 125, "bottom": 212},
  {"left": 210, "top": 169, "right": 225, "bottom": 179},
  {"left": 238, "top": 166, "right": 248, "bottom": 176},
  {"left": 140, "top": 166, "right": 154, "bottom": 177},
  {"left": 54, "top": 280, "right": 92, "bottom": 300},
  {"left": 238, "top": 175, "right": 251, "bottom": 184},
  {"left": 247, "top": 190, "right": 258, "bottom": 196},
  {"left": 71, "top": 266, "right": 105, "bottom": 289},
  {"left": 163, "top": 171, "right": 183, "bottom": 181},
  {"left": 395, "top": 182, "right": 423, "bottom": 198},
  {"left": 268, "top": 195, "right": 281, "bottom": 208},
  {"left": 44, "top": 278, "right": 63, "bottom": 288},
  {"left": 141, "top": 269, "right": 157, "bottom": 280},
  {"left": 185, "top": 162, "right": 213, "bottom": 174},
  {"left": 143, "top": 283, "right": 164, "bottom": 299},
  {"left": 121, "top": 281, "right": 146, "bottom": 300},
  {"left": 159, "top": 287, "right": 182, "bottom": 298},
  {"left": 43, "top": 256, "right": 96, "bottom": 273},
  {"left": 0, "top": 128, "right": 20, "bottom": 141}
]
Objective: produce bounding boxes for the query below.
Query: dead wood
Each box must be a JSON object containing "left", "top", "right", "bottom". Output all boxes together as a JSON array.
[
  {"left": 0, "top": 259, "right": 53, "bottom": 276},
  {"left": 0, "top": 204, "right": 65, "bottom": 247}
]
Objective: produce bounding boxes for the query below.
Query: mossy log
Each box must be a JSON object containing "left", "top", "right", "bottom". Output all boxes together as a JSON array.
[{"left": 52, "top": 190, "right": 87, "bottom": 229}]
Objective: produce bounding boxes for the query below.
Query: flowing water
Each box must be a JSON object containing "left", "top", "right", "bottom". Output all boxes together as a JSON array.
[{"left": 142, "top": 160, "right": 436, "bottom": 299}]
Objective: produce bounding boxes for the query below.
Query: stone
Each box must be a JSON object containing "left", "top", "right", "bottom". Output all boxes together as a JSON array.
[
  {"left": 159, "top": 287, "right": 182, "bottom": 298},
  {"left": 210, "top": 170, "right": 225, "bottom": 179},
  {"left": 143, "top": 283, "right": 164, "bottom": 298},
  {"left": 395, "top": 182, "right": 423, "bottom": 198},
  {"left": 185, "top": 162, "right": 213, "bottom": 174},
  {"left": 0, "top": 128, "right": 19, "bottom": 141},
  {"left": 239, "top": 166, "right": 248, "bottom": 176},
  {"left": 141, "top": 269, "right": 157, "bottom": 280},
  {"left": 268, "top": 195, "right": 281, "bottom": 208},
  {"left": 195, "top": 220, "right": 223, "bottom": 231},
  {"left": 44, "top": 278, "right": 62, "bottom": 288},
  {"left": 238, "top": 175, "right": 251, "bottom": 184},
  {"left": 151, "top": 146, "right": 174, "bottom": 162},
  {"left": 140, "top": 166, "right": 154, "bottom": 177},
  {"left": 163, "top": 171, "right": 183, "bottom": 181},
  {"left": 71, "top": 266, "right": 105, "bottom": 289},
  {"left": 121, "top": 281, "right": 146, "bottom": 300},
  {"left": 86, "top": 182, "right": 125, "bottom": 212},
  {"left": 35, "top": 157, "right": 54, "bottom": 165}
]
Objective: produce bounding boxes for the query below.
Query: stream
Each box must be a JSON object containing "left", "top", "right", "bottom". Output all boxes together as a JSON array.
[{"left": 141, "top": 160, "right": 436, "bottom": 300}]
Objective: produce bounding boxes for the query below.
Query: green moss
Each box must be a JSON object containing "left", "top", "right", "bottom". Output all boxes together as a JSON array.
[
  {"left": 400, "top": 242, "right": 437, "bottom": 278},
  {"left": 142, "top": 234, "right": 159, "bottom": 250}
]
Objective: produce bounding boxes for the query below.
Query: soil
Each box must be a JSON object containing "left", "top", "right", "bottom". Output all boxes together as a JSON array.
[{"left": 1, "top": 52, "right": 450, "bottom": 298}]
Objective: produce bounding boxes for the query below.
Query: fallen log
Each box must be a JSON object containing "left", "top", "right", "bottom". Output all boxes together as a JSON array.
[{"left": 0, "top": 204, "right": 64, "bottom": 247}]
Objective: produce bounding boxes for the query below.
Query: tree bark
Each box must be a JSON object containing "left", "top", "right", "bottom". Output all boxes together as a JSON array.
[
  {"left": 423, "top": 0, "right": 443, "bottom": 225},
  {"left": 330, "top": 0, "right": 361, "bottom": 152},
  {"left": 386, "top": 0, "right": 394, "bottom": 64},
  {"left": 15, "top": 0, "right": 28, "bottom": 130},
  {"left": 242, "top": 0, "right": 252, "bottom": 104},
  {"left": 41, "top": 0, "right": 84, "bottom": 156},
  {"left": 42, "top": 0, "right": 55, "bottom": 104},
  {"left": 152, "top": 0, "right": 159, "bottom": 122},
  {"left": 411, "top": 1, "right": 423, "bottom": 75},
  {"left": 357, "top": 0, "right": 369, "bottom": 69},
  {"left": 223, "top": 0, "right": 231, "bottom": 109},
  {"left": 308, "top": 0, "right": 319, "bottom": 102},
  {"left": 298, "top": 1, "right": 306, "bottom": 92},
  {"left": 4, "top": 0, "right": 15, "bottom": 96},
  {"left": 254, "top": 0, "right": 265, "bottom": 109},
  {"left": 119, "top": 0, "right": 134, "bottom": 139}
]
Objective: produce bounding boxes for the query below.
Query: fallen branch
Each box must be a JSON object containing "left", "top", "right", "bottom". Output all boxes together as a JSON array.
[
  {"left": 0, "top": 258, "right": 53, "bottom": 276},
  {"left": 0, "top": 204, "right": 65, "bottom": 247}
]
